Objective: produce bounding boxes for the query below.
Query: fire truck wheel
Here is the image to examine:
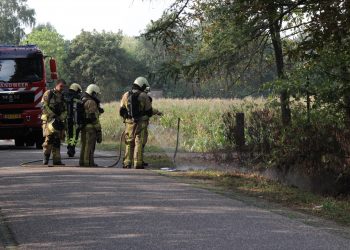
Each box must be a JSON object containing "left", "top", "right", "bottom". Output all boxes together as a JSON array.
[{"left": 15, "top": 138, "right": 25, "bottom": 147}]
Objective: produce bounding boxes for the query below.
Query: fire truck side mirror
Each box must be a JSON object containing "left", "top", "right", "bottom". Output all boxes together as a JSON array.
[{"left": 49, "top": 58, "right": 58, "bottom": 80}]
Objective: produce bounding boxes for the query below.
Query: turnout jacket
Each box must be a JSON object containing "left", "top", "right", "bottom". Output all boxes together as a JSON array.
[
  {"left": 41, "top": 89, "right": 67, "bottom": 122},
  {"left": 120, "top": 90, "right": 153, "bottom": 123},
  {"left": 82, "top": 94, "right": 101, "bottom": 130}
]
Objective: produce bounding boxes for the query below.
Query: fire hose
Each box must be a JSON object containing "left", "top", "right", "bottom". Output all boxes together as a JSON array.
[
  {"left": 107, "top": 131, "right": 125, "bottom": 168},
  {"left": 20, "top": 132, "right": 125, "bottom": 168},
  {"left": 20, "top": 117, "right": 181, "bottom": 168}
]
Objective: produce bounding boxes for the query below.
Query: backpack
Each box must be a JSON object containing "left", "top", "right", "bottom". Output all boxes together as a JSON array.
[
  {"left": 64, "top": 91, "right": 76, "bottom": 121},
  {"left": 127, "top": 90, "right": 142, "bottom": 120},
  {"left": 76, "top": 98, "right": 87, "bottom": 126}
]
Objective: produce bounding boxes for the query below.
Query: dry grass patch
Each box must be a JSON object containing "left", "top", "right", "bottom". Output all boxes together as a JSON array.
[{"left": 101, "top": 97, "right": 266, "bottom": 153}]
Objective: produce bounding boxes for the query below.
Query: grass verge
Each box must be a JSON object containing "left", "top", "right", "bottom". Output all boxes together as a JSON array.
[{"left": 159, "top": 170, "right": 350, "bottom": 226}]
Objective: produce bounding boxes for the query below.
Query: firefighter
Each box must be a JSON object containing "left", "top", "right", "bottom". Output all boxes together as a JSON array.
[
  {"left": 65, "top": 83, "right": 82, "bottom": 157},
  {"left": 79, "top": 84, "right": 103, "bottom": 167},
  {"left": 142, "top": 82, "right": 163, "bottom": 166},
  {"left": 119, "top": 77, "right": 155, "bottom": 169},
  {"left": 41, "top": 79, "right": 67, "bottom": 165}
]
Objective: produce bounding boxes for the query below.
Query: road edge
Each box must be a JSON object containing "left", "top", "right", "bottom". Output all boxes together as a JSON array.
[{"left": 156, "top": 171, "right": 350, "bottom": 240}]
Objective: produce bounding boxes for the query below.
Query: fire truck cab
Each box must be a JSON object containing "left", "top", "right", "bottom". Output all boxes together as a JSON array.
[{"left": 0, "top": 45, "right": 57, "bottom": 148}]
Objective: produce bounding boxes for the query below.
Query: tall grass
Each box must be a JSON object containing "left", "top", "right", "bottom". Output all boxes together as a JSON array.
[{"left": 100, "top": 97, "right": 266, "bottom": 152}]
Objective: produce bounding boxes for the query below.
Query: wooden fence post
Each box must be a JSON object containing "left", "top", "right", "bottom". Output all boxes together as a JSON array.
[{"left": 235, "top": 113, "right": 245, "bottom": 148}]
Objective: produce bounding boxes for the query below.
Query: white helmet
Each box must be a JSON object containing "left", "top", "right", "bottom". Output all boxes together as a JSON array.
[
  {"left": 134, "top": 77, "right": 149, "bottom": 90},
  {"left": 86, "top": 84, "right": 101, "bottom": 96},
  {"left": 69, "top": 83, "right": 82, "bottom": 92}
]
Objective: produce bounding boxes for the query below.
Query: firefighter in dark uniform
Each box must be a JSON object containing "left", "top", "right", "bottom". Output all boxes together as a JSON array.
[
  {"left": 65, "top": 83, "right": 82, "bottom": 157},
  {"left": 119, "top": 77, "right": 155, "bottom": 169},
  {"left": 41, "top": 79, "right": 67, "bottom": 165},
  {"left": 79, "top": 84, "right": 103, "bottom": 167}
]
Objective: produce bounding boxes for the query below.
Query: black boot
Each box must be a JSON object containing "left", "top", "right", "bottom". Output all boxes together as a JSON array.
[
  {"left": 43, "top": 154, "right": 50, "bottom": 165},
  {"left": 67, "top": 145, "right": 75, "bottom": 157}
]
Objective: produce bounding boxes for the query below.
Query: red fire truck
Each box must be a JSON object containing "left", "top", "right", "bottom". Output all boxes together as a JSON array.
[{"left": 0, "top": 45, "right": 58, "bottom": 148}]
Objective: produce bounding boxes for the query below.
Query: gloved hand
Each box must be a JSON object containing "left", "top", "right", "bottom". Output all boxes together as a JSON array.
[
  {"left": 96, "top": 130, "right": 102, "bottom": 144},
  {"left": 119, "top": 107, "right": 128, "bottom": 119},
  {"left": 52, "top": 118, "right": 65, "bottom": 130},
  {"left": 98, "top": 107, "right": 105, "bottom": 114}
]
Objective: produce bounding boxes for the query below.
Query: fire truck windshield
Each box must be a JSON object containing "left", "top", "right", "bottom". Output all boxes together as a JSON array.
[{"left": 0, "top": 58, "right": 43, "bottom": 83}]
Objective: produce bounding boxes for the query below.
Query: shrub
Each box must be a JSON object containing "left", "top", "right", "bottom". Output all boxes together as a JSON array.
[{"left": 223, "top": 101, "right": 350, "bottom": 183}]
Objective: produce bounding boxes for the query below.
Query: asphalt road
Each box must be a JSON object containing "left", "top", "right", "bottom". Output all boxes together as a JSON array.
[{"left": 0, "top": 142, "right": 350, "bottom": 250}]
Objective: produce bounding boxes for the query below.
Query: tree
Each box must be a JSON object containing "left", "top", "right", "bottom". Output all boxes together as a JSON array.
[
  {"left": 297, "top": 0, "right": 350, "bottom": 126},
  {"left": 145, "top": 0, "right": 310, "bottom": 124},
  {"left": 22, "top": 23, "right": 69, "bottom": 79},
  {"left": 0, "top": 0, "right": 35, "bottom": 44},
  {"left": 271, "top": 1, "right": 350, "bottom": 127},
  {"left": 67, "top": 30, "right": 147, "bottom": 101}
]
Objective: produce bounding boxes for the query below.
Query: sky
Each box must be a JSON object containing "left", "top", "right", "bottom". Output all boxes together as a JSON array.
[{"left": 26, "top": 0, "right": 173, "bottom": 39}]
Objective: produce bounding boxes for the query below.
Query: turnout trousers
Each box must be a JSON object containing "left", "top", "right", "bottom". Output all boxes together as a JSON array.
[
  {"left": 42, "top": 123, "right": 62, "bottom": 164},
  {"left": 123, "top": 120, "right": 147, "bottom": 168},
  {"left": 79, "top": 127, "right": 97, "bottom": 167},
  {"left": 143, "top": 120, "right": 149, "bottom": 151}
]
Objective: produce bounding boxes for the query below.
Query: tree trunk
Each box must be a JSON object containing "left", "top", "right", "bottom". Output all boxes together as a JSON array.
[
  {"left": 345, "top": 96, "right": 350, "bottom": 128},
  {"left": 340, "top": 66, "right": 350, "bottom": 129},
  {"left": 267, "top": 4, "right": 291, "bottom": 125}
]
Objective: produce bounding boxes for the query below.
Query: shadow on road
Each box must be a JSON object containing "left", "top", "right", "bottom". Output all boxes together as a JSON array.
[{"left": 0, "top": 168, "right": 349, "bottom": 249}]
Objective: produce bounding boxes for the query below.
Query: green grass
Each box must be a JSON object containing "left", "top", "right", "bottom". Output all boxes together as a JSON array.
[
  {"left": 160, "top": 170, "right": 350, "bottom": 225},
  {"left": 100, "top": 97, "right": 266, "bottom": 153}
]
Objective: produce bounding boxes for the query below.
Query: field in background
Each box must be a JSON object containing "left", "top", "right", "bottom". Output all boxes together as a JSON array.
[{"left": 100, "top": 98, "right": 266, "bottom": 153}]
